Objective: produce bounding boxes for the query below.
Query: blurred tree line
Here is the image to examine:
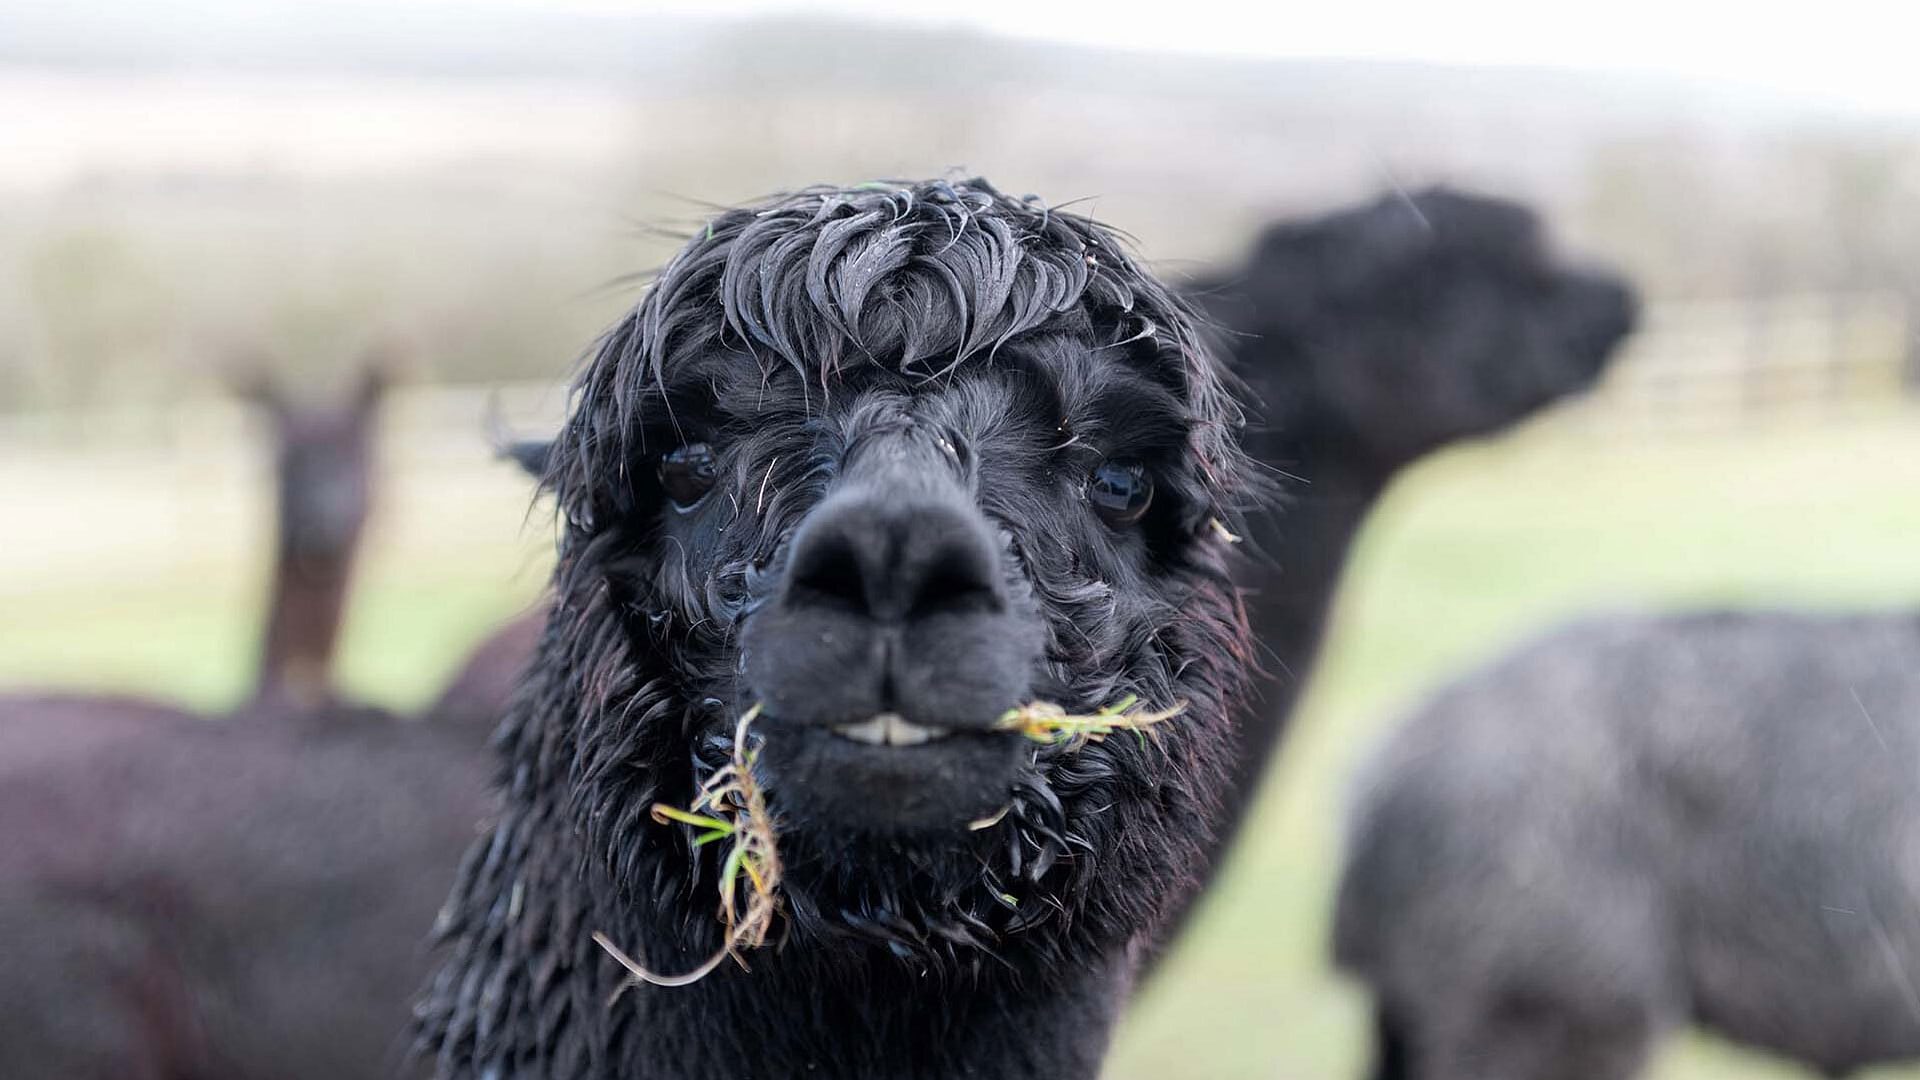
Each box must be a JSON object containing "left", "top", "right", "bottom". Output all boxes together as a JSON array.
[{"left": 0, "top": 15, "right": 1914, "bottom": 413}]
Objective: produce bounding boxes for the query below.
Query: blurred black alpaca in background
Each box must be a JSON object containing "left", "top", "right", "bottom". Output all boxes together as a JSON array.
[
  {"left": 1338, "top": 609, "right": 1920, "bottom": 1080},
  {"left": 1176, "top": 188, "right": 1636, "bottom": 922}
]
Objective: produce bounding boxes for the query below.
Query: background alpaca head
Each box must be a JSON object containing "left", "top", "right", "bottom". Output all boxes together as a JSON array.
[
  {"left": 509, "top": 177, "right": 1256, "bottom": 966},
  {"left": 231, "top": 359, "right": 390, "bottom": 710},
  {"left": 1201, "top": 188, "right": 1638, "bottom": 470},
  {"left": 235, "top": 361, "right": 389, "bottom": 565}
]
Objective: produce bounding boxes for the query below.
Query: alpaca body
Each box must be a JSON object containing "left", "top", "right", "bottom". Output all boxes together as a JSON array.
[
  {"left": 1336, "top": 611, "right": 1920, "bottom": 1079},
  {"left": 0, "top": 694, "right": 494, "bottom": 1080}
]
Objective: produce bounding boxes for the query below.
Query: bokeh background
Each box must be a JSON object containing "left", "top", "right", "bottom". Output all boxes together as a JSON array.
[{"left": 4, "top": 3, "right": 1918, "bottom": 1076}]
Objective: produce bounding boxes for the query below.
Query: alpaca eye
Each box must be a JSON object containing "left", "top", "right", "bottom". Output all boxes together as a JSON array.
[
  {"left": 659, "top": 443, "right": 718, "bottom": 509},
  {"left": 1088, "top": 460, "right": 1153, "bottom": 526}
]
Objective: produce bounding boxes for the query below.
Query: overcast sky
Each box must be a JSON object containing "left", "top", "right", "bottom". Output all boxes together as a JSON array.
[
  {"left": 17, "top": 0, "right": 1917, "bottom": 116},
  {"left": 514, "top": 0, "right": 1912, "bottom": 115}
]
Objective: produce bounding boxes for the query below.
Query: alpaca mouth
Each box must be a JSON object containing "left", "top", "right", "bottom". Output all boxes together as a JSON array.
[
  {"left": 829, "top": 712, "right": 953, "bottom": 747},
  {"left": 752, "top": 710, "right": 1028, "bottom": 834}
]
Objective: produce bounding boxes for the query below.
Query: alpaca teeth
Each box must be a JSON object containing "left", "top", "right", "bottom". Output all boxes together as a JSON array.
[
  {"left": 834, "top": 716, "right": 891, "bottom": 745},
  {"left": 833, "top": 712, "right": 950, "bottom": 747}
]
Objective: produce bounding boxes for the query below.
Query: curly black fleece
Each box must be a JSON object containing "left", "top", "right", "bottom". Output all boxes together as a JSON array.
[{"left": 414, "top": 178, "right": 1258, "bottom": 1080}]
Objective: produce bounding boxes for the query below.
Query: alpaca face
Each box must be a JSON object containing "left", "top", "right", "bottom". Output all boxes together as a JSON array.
[
  {"left": 246, "top": 367, "right": 385, "bottom": 559},
  {"left": 545, "top": 180, "right": 1253, "bottom": 955},
  {"left": 278, "top": 420, "right": 375, "bottom": 556},
  {"left": 723, "top": 344, "right": 1203, "bottom": 834},
  {"left": 1220, "top": 189, "right": 1638, "bottom": 466}
]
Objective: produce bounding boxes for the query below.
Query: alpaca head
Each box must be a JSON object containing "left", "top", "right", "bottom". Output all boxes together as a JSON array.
[
  {"left": 528, "top": 178, "right": 1255, "bottom": 964},
  {"left": 1206, "top": 187, "right": 1638, "bottom": 469},
  {"left": 238, "top": 362, "right": 388, "bottom": 561}
]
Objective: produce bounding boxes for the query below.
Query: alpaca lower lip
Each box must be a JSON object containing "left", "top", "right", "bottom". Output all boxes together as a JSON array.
[
  {"left": 755, "top": 715, "right": 1029, "bottom": 835},
  {"left": 830, "top": 712, "right": 952, "bottom": 747}
]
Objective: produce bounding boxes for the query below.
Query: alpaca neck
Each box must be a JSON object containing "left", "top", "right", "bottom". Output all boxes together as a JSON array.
[
  {"left": 1233, "top": 439, "right": 1392, "bottom": 800},
  {"left": 254, "top": 543, "right": 353, "bottom": 711},
  {"left": 583, "top": 918, "right": 1127, "bottom": 1080}
]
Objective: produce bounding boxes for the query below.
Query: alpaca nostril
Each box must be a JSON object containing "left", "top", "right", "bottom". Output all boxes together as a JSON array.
[
  {"left": 908, "top": 539, "right": 1000, "bottom": 618},
  {"left": 785, "top": 532, "right": 872, "bottom": 615}
]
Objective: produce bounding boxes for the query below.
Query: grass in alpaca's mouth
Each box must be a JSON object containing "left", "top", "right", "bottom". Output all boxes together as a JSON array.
[
  {"left": 820, "top": 695, "right": 1187, "bottom": 750},
  {"left": 994, "top": 694, "right": 1185, "bottom": 749},
  {"left": 594, "top": 704, "right": 780, "bottom": 989},
  {"left": 592, "top": 695, "right": 1185, "bottom": 989}
]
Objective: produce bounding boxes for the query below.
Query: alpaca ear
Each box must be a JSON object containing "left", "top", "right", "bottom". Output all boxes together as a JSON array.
[
  {"left": 483, "top": 390, "right": 556, "bottom": 481},
  {"left": 348, "top": 344, "right": 402, "bottom": 412},
  {"left": 223, "top": 357, "right": 290, "bottom": 422},
  {"left": 499, "top": 438, "right": 555, "bottom": 480},
  {"left": 352, "top": 366, "right": 389, "bottom": 410}
]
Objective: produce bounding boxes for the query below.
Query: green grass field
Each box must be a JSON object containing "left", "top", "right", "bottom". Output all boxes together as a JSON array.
[{"left": 4, "top": 413, "right": 1918, "bottom": 1078}]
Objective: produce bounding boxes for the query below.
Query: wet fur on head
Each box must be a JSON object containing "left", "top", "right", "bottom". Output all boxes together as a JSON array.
[{"left": 418, "top": 179, "right": 1258, "bottom": 1079}]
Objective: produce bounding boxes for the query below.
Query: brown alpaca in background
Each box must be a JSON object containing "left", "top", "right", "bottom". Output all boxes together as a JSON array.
[
  {"left": 234, "top": 363, "right": 387, "bottom": 712},
  {"left": 0, "top": 364, "right": 526, "bottom": 1079}
]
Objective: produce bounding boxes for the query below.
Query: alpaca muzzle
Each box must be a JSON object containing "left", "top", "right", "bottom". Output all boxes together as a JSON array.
[
  {"left": 740, "top": 462, "right": 1044, "bottom": 831},
  {"left": 747, "top": 454, "right": 1042, "bottom": 733}
]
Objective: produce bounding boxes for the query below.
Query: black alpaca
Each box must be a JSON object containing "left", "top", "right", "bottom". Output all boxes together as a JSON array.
[
  {"left": 1194, "top": 188, "right": 1637, "bottom": 841},
  {"left": 448, "top": 186, "right": 1641, "bottom": 884},
  {"left": 415, "top": 178, "right": 1259, "bottom": 1080},
  {"left": 1337, "top": 610, "right": 1920, "bottom": 1079}
]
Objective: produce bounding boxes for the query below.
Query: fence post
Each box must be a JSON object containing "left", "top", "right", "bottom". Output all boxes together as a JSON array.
[{"left": 1902, "top": 294, "right": 1919, "bottom": 397}]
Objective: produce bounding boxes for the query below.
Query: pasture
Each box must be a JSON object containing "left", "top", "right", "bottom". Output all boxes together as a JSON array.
[{"left": 4, "top": 402, "right": 1917, "bottom": 1079}]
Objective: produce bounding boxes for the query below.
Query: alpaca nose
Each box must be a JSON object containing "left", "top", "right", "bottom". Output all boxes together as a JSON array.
[
  {"left": 783, "top": 495, "right": 1003, "bottom": 622},
  {"left": 744, "top": 483, "right": 1039, "bottom": 734},
  {"left": 1563, "top": 270, "right": 1638, "bottom": 368}
]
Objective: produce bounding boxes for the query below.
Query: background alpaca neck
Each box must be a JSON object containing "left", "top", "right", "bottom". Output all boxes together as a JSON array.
[
  {"left": 1232, "top": 435, "right": 1391, "bottom": 806},
  {"left": 255, "top": 543, "right": 356, "bottom": 710}
]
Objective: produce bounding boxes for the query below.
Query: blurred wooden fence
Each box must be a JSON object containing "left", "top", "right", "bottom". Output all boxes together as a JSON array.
[
  {"left": 1551, "top": 291, "right": 1916, "bottom": 435},
  {"left": 0, "top": 291, "right": 1914, "bottom": 457}
]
